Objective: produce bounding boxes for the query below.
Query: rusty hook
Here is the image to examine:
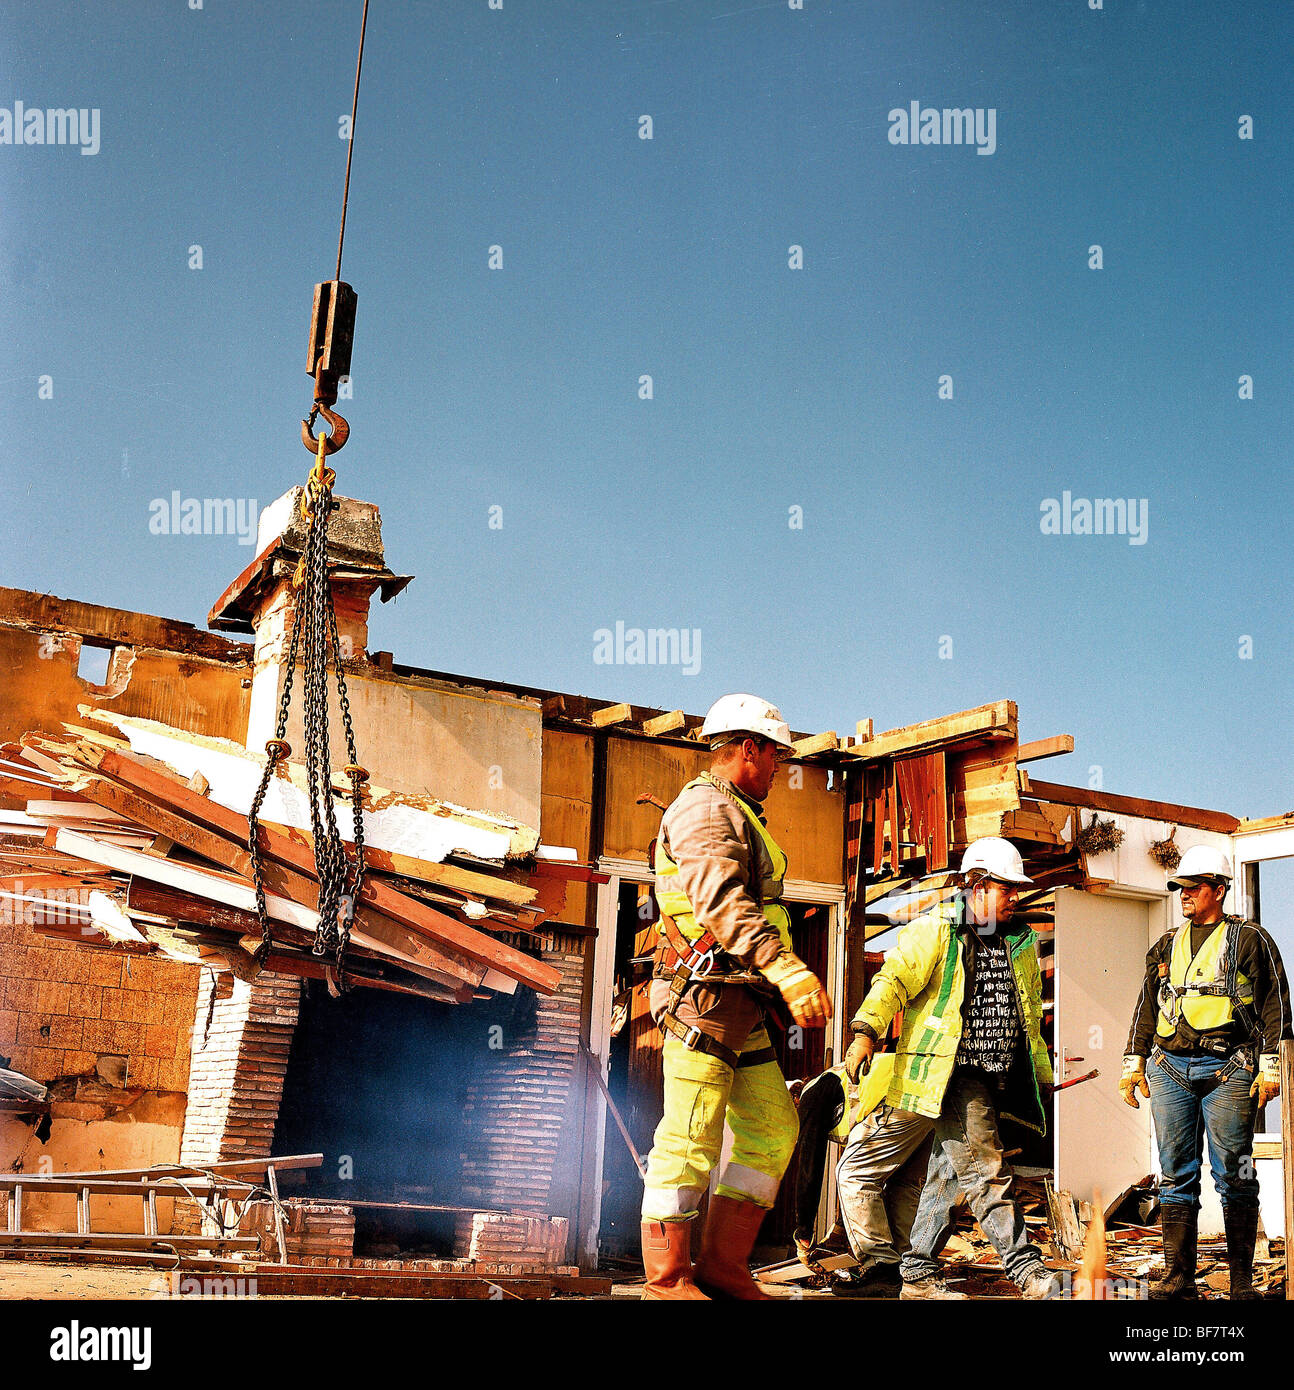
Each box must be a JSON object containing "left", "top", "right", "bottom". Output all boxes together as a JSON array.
[{"left": 302, "top": 403, "right": 350, "bottom": 456}]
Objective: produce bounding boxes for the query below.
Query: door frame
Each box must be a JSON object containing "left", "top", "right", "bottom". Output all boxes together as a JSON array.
[{"left": 577, "top": 856, "right": 846, "bottom": 1265}]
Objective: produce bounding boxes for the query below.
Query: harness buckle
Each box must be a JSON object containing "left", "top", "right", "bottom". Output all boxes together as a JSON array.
[
  {"left": 684, "top": 946, "right": 715, "bottom": 980},
  {"left": 680, "top": 1023, "right": 704, "bottom": 1051}
]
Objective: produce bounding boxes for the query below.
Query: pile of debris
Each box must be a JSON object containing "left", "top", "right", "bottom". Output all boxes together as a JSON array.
[{"left": 0, "top": 708, "right": 592, "bottom": 1003}]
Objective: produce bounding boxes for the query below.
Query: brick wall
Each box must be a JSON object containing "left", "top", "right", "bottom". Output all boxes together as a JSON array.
[
  {"left": 456, "top": 930, "right": 586, "bottom": 1226},
  {"left": 0, "top": 916, "right": 197, "bottom": 1090},
  {"left": 241, "top": 1198, "right": 356, "bottom": 1262},
  {"left": 172, "top": 969, "right": 301, "bottom": 1235}
]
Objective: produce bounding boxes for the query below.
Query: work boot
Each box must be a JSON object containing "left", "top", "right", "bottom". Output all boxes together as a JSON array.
[
  {"left": 900, "top": 1275, "right": 968, "bottom": 1300},
  {"left": 641, "top": 1219, "right": 710, "bottom": 1300},
  {"left": 1223, "top": 1205, "right": 1261, "bottom": 1301},
  {"left": 1017, "top": 1265, "right": 1063, "bottom": 1300},
  {"left": 832, "top": 1262, "right": 902, "bottom": 1298},
  {"left": 1149, "top": 1204, "right": 1199, "bottom": 1301},
  {"left": 692, "top": 1194, "right": 774, "bottom": 1300}
]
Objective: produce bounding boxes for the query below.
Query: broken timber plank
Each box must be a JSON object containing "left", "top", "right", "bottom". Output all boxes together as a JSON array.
[
  {"left": 1016, "top": 735, "right": 1075, "bottom": 763},
  {"left": 72, "top": 745, "right": 559, "bottom": 994},
  {"left": 846, "top": 701, "right": 1017, "bottom": 763},
  {"left": 642, "top": 710, "right": 686, "bottom": 736},
  {"left": 591, "top": 702, "right": 633, "bottom": 728},
  {"left": 53, "top": 829, "right": 477, "bottom": 994},
  {"left": 61, "top": 779, "right": 483, "bottom": 987},
  {"left": 791, "top": 731, "right": 839, "bottom": 758},
  {"left": 1025, "top": 781, "right": 1238, "bottom": 835}
]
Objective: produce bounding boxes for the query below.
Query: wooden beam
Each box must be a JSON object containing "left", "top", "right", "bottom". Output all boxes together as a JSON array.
[
  {"left": 1026, "top": 781, "right": 1238, "bottom": 835},
  {"left": 54, "top": 829, "right": 479, "bottom": 993},
  {"left": 845, "top": 701, "right": 1017, "bottom": 763},
  {"left": 591, "top": 702, "right": 633, "bottom": 728},
  {"left": 642, "top": 710, "right": 686, "bottom": 737},
  {"left": 791, "top": 731, "right": 839, "bottom": 758},
  {"left": 1237, "top": 811, "right": 1294, "bottom": 834},
  {"left": 1017, "top": 735, "right": 1075, "bottom": 763},
  {"left": 73, "top": 745, "right": 559, "bottom": 993},
  {"left": 72, "top": 778, "right": 484, "bottom": 985}
]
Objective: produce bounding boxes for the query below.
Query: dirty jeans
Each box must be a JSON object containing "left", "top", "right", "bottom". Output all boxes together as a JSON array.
[
  {"left": 641, "top": 1029, "right": 799, "bottom": 1221},
  {"left": 1147, "top": 1048, "right": 1259, "bottom": 1211},
  {"left": 836, "top": 1104, "right": 936, "bottom": 1268},
  {"left": 900, "top": 1069, "right": 1045, "bottom": 1286}
]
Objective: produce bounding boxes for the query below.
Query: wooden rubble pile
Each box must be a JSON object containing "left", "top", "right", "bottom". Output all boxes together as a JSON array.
[
  {"left": 0, "top": 708, "right": 595, "bottom": 1003},
  {"left": 934, "top": 1180, "right": 1285, "bottom": 1300}
]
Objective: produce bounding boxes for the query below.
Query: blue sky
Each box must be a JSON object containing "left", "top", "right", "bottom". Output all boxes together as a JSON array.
[{"left": 1, "top": 0, "right": 1290, "bottom": 819}]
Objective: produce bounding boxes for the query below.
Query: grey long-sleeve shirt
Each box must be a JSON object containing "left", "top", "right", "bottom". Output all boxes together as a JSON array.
[{"left": 655, "top": 773, "right": 787, "bottom": 973}]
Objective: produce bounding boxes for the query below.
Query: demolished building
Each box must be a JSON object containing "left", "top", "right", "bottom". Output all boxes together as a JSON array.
[{"left": 1, "top": 492, "right": 1290, "bottom": 1291}]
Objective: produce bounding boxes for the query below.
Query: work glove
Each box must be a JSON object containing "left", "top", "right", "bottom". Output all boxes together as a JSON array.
[
  {"left": 1250, "top": 1054, "right": 1281, "bottom": 1108},
  {"left": 844, "top": 1032, "right": 874, "bottom": 1083},
  {"left": 1119, "top": 1055, "right": 1149, "bottom": 1109},
  {"left": 761, "top": 952, "right": 832, "bottom": 1028}
]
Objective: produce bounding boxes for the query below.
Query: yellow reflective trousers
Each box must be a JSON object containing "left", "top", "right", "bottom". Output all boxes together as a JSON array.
[{"left": 641, "top": 1028, "right": 799, "bottom": 1221}]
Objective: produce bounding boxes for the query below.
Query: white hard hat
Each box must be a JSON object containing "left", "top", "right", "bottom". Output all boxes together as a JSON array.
[
  {"left": 1167, "top": 845, "right": 1233, "bottom": 889},
  {"left": 700, "top": 693, "right": 794, "bottom": 750},
  {"left": 958, "top": 837, "right": 1033, "bottom": 886}
]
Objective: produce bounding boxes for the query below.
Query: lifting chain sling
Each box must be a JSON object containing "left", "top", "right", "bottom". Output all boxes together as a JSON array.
[{"left": 245, "top": 0, "right": 371, "bottom": 992}]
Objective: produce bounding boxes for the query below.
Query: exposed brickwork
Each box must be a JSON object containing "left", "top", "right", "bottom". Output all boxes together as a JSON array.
[
  {"left": 463, "top": 1213, "right": 569, "bottom": 1268},
  {"left": 241, "top": 1198, "right": 355, "bottom": 1262},
  {"left": 456, "top": 930, "right": 585, "bottom": 1237},
  {"left": 172, "top": 969, "right": 301, "bottom": 1236},
  {"left": 0, "top": 915, "right": 197, "bottom": 1089}
]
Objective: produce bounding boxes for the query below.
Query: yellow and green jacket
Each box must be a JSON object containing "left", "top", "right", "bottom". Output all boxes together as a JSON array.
[{"left": 851, "top": 901, "right": 1053, "bottom": 1133}]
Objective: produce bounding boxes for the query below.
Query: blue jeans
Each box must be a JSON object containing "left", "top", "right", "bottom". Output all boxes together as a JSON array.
[
  {"left": 1147, "top": 1047, "right": 1259, "bottom": 1210},
  {"left": 900, "top": 1069, "right": 1045, "bottom": 1286}
]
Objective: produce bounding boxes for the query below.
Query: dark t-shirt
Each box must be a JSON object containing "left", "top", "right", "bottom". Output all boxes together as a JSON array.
[{"left": 956, "top": 933, "right": 1021, "bottom": 1078}]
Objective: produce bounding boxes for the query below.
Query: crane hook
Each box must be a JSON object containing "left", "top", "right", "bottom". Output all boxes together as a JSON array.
[{"left": 302, "top": 402, "right": 350, "bottom": 456}]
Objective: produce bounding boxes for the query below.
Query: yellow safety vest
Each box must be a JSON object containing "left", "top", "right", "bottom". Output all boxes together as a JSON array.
[
  {"left": 653, "top": 773, "right": 793, "bottom": 953},
  {"left": 1157, "top": 917, "right": 1255, "bottom": 1037},
  {"left": 827, "top": 1056, "right": 897, "bottom": 1145}
]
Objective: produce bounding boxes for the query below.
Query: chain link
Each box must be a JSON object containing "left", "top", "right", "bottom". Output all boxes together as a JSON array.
[{"left": 247, "top": 449, "right": 366, "bottom": 988}]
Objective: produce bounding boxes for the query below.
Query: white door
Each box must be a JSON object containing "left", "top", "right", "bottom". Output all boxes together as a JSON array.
[{"left": 1053, "top": 888, "right": 1158, "bottom": 1211}]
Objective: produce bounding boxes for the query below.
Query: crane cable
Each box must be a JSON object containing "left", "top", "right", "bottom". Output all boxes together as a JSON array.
[{"left": 247, "top": 0, "right": 372, "bottom": 992}]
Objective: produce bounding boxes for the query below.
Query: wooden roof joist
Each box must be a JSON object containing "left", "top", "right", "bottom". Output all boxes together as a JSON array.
[
  {"left": 1027, "top": 781, "right": 1238, "bottom": 835},
  {"left": 844, "top": 700, "right": 1017, "bottom": 763}
]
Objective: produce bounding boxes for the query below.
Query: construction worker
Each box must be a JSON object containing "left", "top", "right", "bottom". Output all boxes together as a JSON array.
[
  {"left": 844, "top": 837, "right": 1058, "bottom": 1300},
  {"left": 640, "top": 693, "right": 832, "bottom": 1300},
  {"left": 1120, "top": 845, "right": 1291, "bottom": 1300},
  {"left": 790, "top": 1055, "right": 938, "bottom": 1297},
  {"left": 833, "top": 1055, "right": 939, "bottom": 1296}
]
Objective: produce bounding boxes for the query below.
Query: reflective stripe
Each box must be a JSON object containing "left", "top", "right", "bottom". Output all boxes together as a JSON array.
[
  {"left": 641, "top": 1185, "right": 706, "bottom": 1220},
  {"left": 715, "top": 1161, "right": 780, "bottom": 1207}
]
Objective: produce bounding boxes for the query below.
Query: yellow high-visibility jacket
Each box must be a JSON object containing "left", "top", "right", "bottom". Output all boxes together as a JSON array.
[{"left": 851, "top": 902, "right": 1053, "bottom": 1133}]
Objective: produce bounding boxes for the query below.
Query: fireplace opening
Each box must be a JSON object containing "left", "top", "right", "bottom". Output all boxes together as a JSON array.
[{"left": 271, "top": 975, "right": 538, "bottom": 1258}]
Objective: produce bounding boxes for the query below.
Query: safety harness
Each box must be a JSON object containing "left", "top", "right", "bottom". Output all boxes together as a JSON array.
[
  {"left": 652, "top": 773, "right": 786, "bottom": 1071},
  {"left": 654, "top": 911, "right": 778, "bottom": 1069},
  {"left": 1156, "top": 915, "right": 1261, "bottom": 1059},
  {"left": 1157, "top": 916, "right": 1260, "bottom": 1031}
]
